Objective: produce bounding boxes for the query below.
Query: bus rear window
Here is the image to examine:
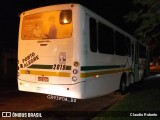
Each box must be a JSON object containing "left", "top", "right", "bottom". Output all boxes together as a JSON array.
[{"left": 21, "top": 10, "right": 72, "bottom": 40}]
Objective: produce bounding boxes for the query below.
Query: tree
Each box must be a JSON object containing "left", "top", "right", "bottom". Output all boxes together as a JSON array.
[{"left": 124, "top": 0, "right": 160, "bottom": 49}]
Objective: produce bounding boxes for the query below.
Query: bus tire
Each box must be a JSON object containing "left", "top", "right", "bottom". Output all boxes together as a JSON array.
[{"left": 120, "top": 74, "right": 127, "bottom": 95}]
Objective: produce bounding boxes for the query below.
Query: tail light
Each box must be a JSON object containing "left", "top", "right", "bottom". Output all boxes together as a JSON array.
[
  {"left": 18, "top": 60, "right": 19, "bottom": 70},
  {"left": 72, "top": 76, "right": 77, "bottom": 82},
  {"left": 73, "top": 61, "right": 79, "bottom": 67},
  {"left": 73, "top": 69, "right": 78, "bottom": 74},
  {"left": 72, "top": 61, "right": 79, "bottom": 82}
]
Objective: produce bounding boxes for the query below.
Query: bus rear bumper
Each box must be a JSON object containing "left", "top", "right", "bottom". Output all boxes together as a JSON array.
[{"left": 18, "top": 79, "right": 85, "bottom": 99}]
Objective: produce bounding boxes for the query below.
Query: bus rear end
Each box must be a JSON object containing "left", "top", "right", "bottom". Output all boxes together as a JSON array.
[{"left": 18, "top": 4, "right": 84, "bottom": 99}]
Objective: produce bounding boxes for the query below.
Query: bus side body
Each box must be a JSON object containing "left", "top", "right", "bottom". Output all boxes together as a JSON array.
[
  {"left": 79, "top": 6, "right": 149, "bottom": 99},
  {"left": 79, "top": 8, "right": 131, "bottom": 99}
]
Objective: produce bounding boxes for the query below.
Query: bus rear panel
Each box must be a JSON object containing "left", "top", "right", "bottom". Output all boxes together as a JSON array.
[{"left": 18, "top": 4, "right": 85, "bottom": 99}]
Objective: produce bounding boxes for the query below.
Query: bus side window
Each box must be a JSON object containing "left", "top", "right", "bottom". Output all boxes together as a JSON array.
[
  {"left": 89, "top": 17, "right": 97, "bottom": 52},
  {"left": 125, "top": 37, "right": 131, "bottom": 56},
  {"left": 132, "top": 44, "right": 134, "bottom": 62},
  {"left": 98, "top": 22, "right": 114, "bottom": 54},
  {"left": 115, "top": 31, "right": 126, "bottom": 56}
]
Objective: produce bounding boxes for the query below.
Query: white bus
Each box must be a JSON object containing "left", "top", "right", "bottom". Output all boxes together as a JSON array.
[{"left": 18, "top": 3, "right": 149, "bottom": 99}]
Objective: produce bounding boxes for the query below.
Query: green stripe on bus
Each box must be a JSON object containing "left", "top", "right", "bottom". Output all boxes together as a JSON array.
[
  {"left": 66, "top": 66, "right": 72, "bottom": 70},
  {"left": 28, "top": 64, "right": 71, "bottom": 70},
  {"left": 28, "top": 64, "right": 53, "bottom": 69},
  {"left": 81, "top": 65, "right": 125, "bottom": 71},
  {"left": 81, "top": 68, "right": 131, "bottom": 78}
]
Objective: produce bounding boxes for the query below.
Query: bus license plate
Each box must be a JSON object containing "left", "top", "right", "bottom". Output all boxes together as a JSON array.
[
  {"left": 47, "top": 95, "right": 77, "bottom": 102},
  {"left": 38, "top": 77, "right": 49, "bottom": 82}
]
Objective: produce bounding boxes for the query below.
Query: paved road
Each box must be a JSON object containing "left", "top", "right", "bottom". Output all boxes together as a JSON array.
[{"left": 0, "top": 85, "right": 125, "bottom": 120}]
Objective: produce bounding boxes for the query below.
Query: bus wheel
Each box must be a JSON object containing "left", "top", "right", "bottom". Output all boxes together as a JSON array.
[{"left": 120, "top": 75, "right": 127, "bottom": 95}]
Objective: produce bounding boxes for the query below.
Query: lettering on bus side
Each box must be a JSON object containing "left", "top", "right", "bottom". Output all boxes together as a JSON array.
[
  {"left": 21, "top": 52, "right": 39, "bottom": 68},
  {"left": 52, "top": 64, "right": 66, "bottom": 70}
]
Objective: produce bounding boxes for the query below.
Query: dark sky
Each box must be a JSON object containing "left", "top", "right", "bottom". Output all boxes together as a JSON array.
[{"left": 0, "top": 0, "right": 133, "bottom": 48}]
